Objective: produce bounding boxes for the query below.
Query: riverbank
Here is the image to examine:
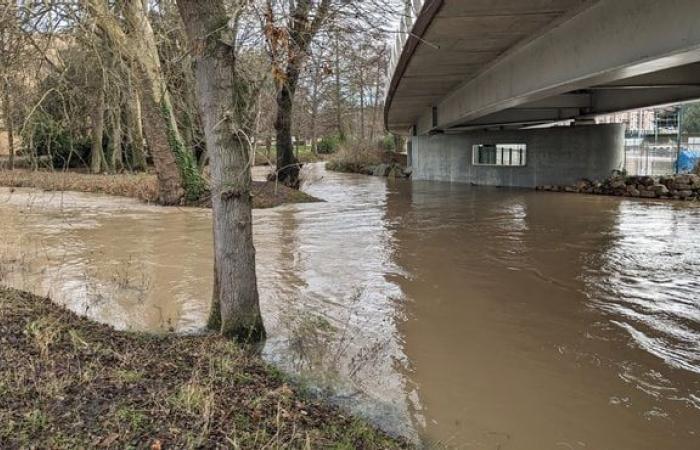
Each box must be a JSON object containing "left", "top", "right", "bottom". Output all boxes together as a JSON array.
[
  {"left": 325, "top": 148, "right": 411, "bottom": 179},
  {"left": 538, "top": 173, "right": 700, "bottom": 201},
  {"left": 0, "top": 287, "right": 407, "bottom": 449},
  {"left": 0, "top": 170, "right": 320, "bottom": 209}
]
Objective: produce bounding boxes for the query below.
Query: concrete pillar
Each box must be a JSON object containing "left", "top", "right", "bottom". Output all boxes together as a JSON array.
[{"left": 410, "top": 124, "right": 625, "bottom": 187}]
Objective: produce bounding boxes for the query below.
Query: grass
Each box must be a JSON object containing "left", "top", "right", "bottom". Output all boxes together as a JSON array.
[
  {"left": 0, "top": 169, "right": 320, "bottom": 209},
  {"left": 0, "top": 286, "right": 408, "bottom": 449}
]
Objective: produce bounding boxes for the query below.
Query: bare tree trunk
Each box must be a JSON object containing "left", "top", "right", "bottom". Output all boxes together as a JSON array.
[
  {"left": 334, "top": 33, "right": 345, "bottom": 140},
  {"left": 275, "top": 75, "right": 300, "bottom": 187},
  {"left": 139, "top": 81, "right": 186, "bottom": 203},
  {"left": 126, "top": 87, "right": 147, "bottom": 171},
  {"left": 369, "top": 51, "right": 383, "bottom": 143},
  {"left": 309, "top": 62, "right": 320, "bottom": 155},
  {"left": 2, "top": 78, "right": 14, "bottom": 170},
  {"left": 178, "top": 0, "right": 265, "bottom": 341},
  {"left": 90, "top": 86, "right": 105, "bottom": 174},
  {"left": 110, "top": 105, "right": 123, "bottom": 172},
  {"left": 359, "top": 62, "right": 366, "bottom": 141},
  {"left": 83, "top": 0, "right": 202, "bottom": 203}
]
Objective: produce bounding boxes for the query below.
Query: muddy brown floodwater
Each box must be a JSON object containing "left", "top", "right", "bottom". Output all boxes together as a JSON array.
[{"left": 0, "top": 163, "right": 699, "bottom": 449}]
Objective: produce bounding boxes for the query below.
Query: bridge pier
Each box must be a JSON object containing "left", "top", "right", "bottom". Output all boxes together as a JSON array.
[{"left": 410, "top": 124, "right": 625, "bottom": 188}]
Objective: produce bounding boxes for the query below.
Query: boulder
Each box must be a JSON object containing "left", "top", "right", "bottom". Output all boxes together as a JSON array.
[
  {"left": 610, "top": 180, "right": 627, "bottom": 190},
  {"left": 371, "top": 164, "right": 391, "bottom": 177},
  {"left": 640, "top": 191, "right": 657, "bottom": 198},
  {"left": 640, "top": 176, "right": 656, "bottom": 187},
  {"left": 576, "top": 179, "right": 592, "bottom": 191},
  {"left": 676, "top": 174, "right": 692, "bottom": 185},
  {"left": 649, "top": 184, "right": 669, "bottom": 195}
]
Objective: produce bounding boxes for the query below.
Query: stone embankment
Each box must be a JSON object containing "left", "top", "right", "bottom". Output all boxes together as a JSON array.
[{"left": 538, "top": 173, "right": 700, "bottom": 201}]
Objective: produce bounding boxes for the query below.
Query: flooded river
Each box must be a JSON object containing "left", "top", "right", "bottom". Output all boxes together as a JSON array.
[{"left": 1, "top": 164, "right": 699, "bottom": 449}]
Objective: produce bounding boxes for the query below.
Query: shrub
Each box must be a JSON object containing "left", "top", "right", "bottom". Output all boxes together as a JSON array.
[
  {"left": 316, "top": 135, "right": 341, "bottom": 154},
  {"left": 325, "top": 142, "right": 383, "bottom": 174},
  {"left": 378, "top": 134, "right": 396, "bottom": 152},
  {"left": 24, "top": 112, "right": 93, "bottom": 170}
]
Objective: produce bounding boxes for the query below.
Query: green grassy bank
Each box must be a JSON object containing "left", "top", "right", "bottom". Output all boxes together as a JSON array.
[{"left": 0, "top": 287, "right": 407, "bottom": 449}]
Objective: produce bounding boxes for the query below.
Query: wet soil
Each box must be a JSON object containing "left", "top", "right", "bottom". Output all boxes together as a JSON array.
[{"left": 0, "top": 169, "right": 320, "bottom": 209}]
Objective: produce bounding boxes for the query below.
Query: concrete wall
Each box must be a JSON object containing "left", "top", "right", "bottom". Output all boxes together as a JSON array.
[{"left": 411, "top": 124, "right": 625, "bottom": 187}]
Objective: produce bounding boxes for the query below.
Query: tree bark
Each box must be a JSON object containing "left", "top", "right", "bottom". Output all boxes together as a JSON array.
[
  {"left": 309, "top": 61, "right": 321, "bottom": 155},
  {"left": 270, "top": 0, "right": 331, "bottom": 188},
  {"left": 110, "top": 106, "right": 123, "bottom": 172},
  {"left": 333, "top": 33, "right": 345, "bottom": 140},
  {"left": 2, "top": 78, "right": 14, "bottom": 170},
  {"left": 178, "top": 0, "right": 265, "bottom": 342},
  {"left": 369, "top": 50, "right": 383, "bottom": 143},
  {"left": 275, "top": 72, "right": 300, "bottom": 187},
  {"left": 126, "top": 87, "right": 147, "bottom": 171},
  {"left": 139, "top": 79, "right": 186, "bottom": 203},
  {"left": 90, "top": 86, "right": 105, "bottom": 174}
]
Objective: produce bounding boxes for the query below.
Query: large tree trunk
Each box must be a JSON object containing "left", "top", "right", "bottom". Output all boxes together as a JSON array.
[
  {"left": 110, "top": 106, "right": 123, "bottom": 172},
  {"left": 122, "top": 0, "right": 203, "bottom": 201},
  {"left": 2, "top": 78, "right": 14, "bottom": 170},
  {"left": 126, "top": 87, "right": 147, "bottom": 171},
  {"left": 275, "top": 74, "right": 300, "bottom": 187},
  {"left": 178, "top": 0, "right": 265, "bottom": 342},
  {"left": 90, "top": 86, "right": 105, "bottom": 174},
  {"left": 139, "top": 80, "right": 186, "bottom": 204}
]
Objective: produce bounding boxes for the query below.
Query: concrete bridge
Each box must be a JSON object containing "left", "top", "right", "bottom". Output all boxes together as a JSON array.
[{"left": 386, "top": 0, "right": 700, "bottom": 187}]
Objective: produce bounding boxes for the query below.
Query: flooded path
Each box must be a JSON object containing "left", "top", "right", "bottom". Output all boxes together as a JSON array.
[{"left": 0, "top": 164, "right": 699, "bottom": 448}]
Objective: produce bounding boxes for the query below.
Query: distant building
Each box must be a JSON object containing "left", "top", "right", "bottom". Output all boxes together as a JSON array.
[{"left": 596, "top": 107, "right": 680, "bottom": 137}]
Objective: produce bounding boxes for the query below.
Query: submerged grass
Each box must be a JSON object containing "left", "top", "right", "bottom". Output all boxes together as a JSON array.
[
  {"left": 0, "top": 169, "right": 319, "bottom": 209},
  {"left": 0, "top": 286, "right": 408, "bottom": 449}
]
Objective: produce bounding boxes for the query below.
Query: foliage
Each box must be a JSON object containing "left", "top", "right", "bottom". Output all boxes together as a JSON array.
[
  {"left": 325, "top": 141, "right": 383, "bottom": 174},
  {"left": 161, "top": 101, "right": 205, "bottom": 201},
  {"left": 22, "top": 110, "right": 92, "bottom": 170},
  {"left": 379, "top": 134, "right": 396, "bottom": 152},
  {"left": 317, "top": 134, "right": 341, "bottom": 154},
  {"left": 681, "top": 102, "right": 700, "bottom": 135}
]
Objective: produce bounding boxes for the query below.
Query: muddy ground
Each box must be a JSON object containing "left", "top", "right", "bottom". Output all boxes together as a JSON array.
[{"left": 0, "top": 169, "right": 320, "bottom": 209}]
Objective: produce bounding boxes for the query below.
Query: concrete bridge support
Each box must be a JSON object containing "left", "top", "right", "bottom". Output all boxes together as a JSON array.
[{"left": 411, "top": 124, "right": 625, "bottom": 188}]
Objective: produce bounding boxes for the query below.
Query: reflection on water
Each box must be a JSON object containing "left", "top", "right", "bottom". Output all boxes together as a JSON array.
[{"left": 0, "top": 164, "right": 699, "bottom": 449}]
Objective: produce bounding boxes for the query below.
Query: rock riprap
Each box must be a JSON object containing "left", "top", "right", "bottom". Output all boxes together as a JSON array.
[{"left": 537, "top": 173, "right": 700, "bottom": 201}]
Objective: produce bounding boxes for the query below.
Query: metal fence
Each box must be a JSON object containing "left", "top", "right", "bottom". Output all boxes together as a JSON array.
[
  {"left": 624, "top": 144, "right": 677, "bottom": 176},
  {"left": 624, "top": 141, "right": 700, "bottom": 176}
]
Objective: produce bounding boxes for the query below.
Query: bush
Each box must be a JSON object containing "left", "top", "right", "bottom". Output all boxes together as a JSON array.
[
  {"left": 378, "top": 134, "right": 396, "bottom": 152},
  {"left": 316, "top": 135, "right": 341, "bottom": 154},
  {"left": 24, "top": 112, "right": 93, "bottom": 169},
  {"left": 325, "top": 142, "right": 383, "bottom": 174}
]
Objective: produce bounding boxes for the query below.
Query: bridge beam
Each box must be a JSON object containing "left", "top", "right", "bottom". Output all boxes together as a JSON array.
[{"left": 412, "top": 0, "right": 700, "bottom": 134}]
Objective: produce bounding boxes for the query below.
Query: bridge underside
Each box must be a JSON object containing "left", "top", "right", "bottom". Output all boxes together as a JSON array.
[{"left": 386, "top": 0, "right": 700, "bottom": 135}]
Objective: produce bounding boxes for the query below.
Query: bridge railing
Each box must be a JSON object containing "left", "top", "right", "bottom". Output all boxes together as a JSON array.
[{"left": 386, "top": 0, "right": 424, "bottom": 101}]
